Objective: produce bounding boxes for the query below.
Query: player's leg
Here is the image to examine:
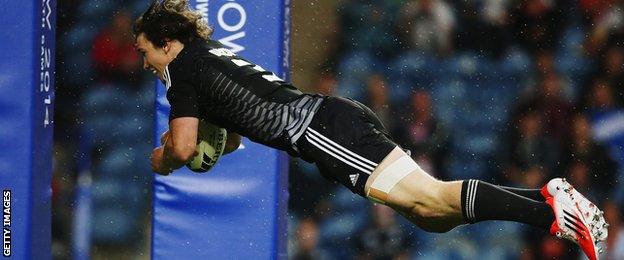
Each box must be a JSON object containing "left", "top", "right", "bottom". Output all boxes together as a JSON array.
[
  {"left": 346, "top": 97, "right": 553, "bottom": 231},
  {"left": 365, "top": 147, "right": 555, "bottom": 232},
  {"left": 496, "top": 186, "right": 544, "bottom": 201},
  {"left": 365, "top": 147, "right": 607, "bottom": 259},
  {"left": 300, "top": 96, "right": 605, "bottom": 259}
]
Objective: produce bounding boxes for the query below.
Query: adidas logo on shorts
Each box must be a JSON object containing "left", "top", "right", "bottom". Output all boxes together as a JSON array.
[{"left": 349, "top": 174, "right": 359, "bottom": 186}]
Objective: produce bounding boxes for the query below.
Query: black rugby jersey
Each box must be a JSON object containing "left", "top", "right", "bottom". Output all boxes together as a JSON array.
[{"left": 164, "top": 39, "right": 324, "bottom": 155}]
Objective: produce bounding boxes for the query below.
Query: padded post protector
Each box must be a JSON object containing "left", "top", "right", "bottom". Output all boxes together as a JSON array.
[{"left": 0, "top": 0, "right": 56, "bottom": 258}]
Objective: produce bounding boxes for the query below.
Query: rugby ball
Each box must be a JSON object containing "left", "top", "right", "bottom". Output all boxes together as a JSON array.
[{"left": 186, "top": 120, "right": 227, "bottom": 173}]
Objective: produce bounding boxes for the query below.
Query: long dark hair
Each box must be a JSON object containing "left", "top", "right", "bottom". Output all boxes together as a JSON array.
[{"left": 133, "top": 0, "right": 212, "bottom": 47}]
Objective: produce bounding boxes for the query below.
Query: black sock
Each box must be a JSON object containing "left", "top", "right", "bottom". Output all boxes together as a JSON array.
[
  {"left": 461, "top": 180, "right": 554, "bottom": 229},
  {"left": 497, "top": 186, "right": 544, "bottom": 201}
]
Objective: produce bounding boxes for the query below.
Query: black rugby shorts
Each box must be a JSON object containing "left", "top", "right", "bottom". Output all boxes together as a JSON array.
[{"left": 296, "top": 97, "right": 397, "bottom": 197}]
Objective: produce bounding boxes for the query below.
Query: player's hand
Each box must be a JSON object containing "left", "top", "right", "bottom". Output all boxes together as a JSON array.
[{"left": 150, "top": 146, "right": 171, "bottom": 175}]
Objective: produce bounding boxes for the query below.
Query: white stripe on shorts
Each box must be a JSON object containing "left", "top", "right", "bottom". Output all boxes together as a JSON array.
[
  {"left": 466, "top": 179, "right": 478, "bottom": 221},
  {"left": 307, "top": 128, "right": 377, "bottom": 168},
  {"left": 305, "top": 128, "right": 378, "bottom": 174}
]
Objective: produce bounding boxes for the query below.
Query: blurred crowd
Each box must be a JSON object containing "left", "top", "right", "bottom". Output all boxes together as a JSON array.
[
  {"left": 288, "top": 0, "right": 624, "bottom": 259},
  {"left": 54, "top": 0, "right": 154, "bottom": 258}
]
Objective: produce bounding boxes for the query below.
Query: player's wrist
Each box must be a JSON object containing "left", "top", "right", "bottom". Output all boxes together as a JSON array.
[{"left": 156, "top": 152, "right": 174, "bottom": 175}]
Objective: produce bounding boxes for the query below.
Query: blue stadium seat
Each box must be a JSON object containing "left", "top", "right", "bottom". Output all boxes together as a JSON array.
[
  {"left": 337, "top": 51, "right": 377, "bottom": 81},
  {"left": 385, "top": 77, "right": 411, "bottom": 104},
  {"left": 62, "top": 24, "right": 99, "bottom": 51},
  {"left": 556, "top": 25, "right": 592, "bottom": 92},
  {"left": 81, "top": 86, "right": 153, "bottom": 144},
  {"left": 499, "top": 48, "right": 532, "bottom": 79},
  {"left": 318, "top": 189, "right": 368, "bottom": 252},
  {"left": 98, "top": 144, "right": 152, "bottom": 181},
  {"left": 447, "top": 52, "right": 493, "bottom": 82},
  {"left": 387, "top": 51, "right": 439, "bottom": 87},
  {"left": 431, "top": 78, "right": 469, "bottom": 128},
  {"left": 335, "top": 50, "right": 382, "bottom": 101},
  {"left": 81, "top": 86, "right": 127, "bottom": 115},
  {"left": 130, "top": 1, "right": 151, "bottom": 17},
  {"left": 335, "top": 76, "right": 366, "bottom": 101},
  {"left": 77, "top": 0, "right": 121, "bottom": 24}
]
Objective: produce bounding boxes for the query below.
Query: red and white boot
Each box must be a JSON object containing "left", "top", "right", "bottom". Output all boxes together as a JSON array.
[{"left": 543, "top": 178, "right": 608, "bottom": 260}]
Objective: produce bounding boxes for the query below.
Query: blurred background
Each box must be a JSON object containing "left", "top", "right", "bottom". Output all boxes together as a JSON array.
[{"left": 53, "top": 0, "right": 624, "bottom": 259}]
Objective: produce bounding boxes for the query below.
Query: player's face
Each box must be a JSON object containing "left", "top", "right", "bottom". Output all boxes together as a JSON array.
[{"left": 135, "top": 33, "right": 170, "bottom": 80}]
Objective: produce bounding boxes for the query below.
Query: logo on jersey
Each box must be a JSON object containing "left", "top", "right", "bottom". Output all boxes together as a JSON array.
[
  {"left": 349, "top": 174, "right": 359, "bottom": 186},
  {"left": 211, "top": 47, "right": 285, "bottom": 83},
  {"left": 209, "top": 48, "right": 236, "bottom": 57}
]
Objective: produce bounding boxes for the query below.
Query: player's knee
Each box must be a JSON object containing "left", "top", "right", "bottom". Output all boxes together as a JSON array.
[
  {"left": 367, "top": 147, "right": 447, "bottom": 208},
  {"left": 412, "top": 202, "right": 441, "bottom": 219},
  {"left": 385, "top": 178, "right": 449, "bottom": 213},
  {"left": 411, "top": 197, "right": 446, "bottom": 219},
  {"left": 404, "top": 181, "right": 459, "bottom": 233}
]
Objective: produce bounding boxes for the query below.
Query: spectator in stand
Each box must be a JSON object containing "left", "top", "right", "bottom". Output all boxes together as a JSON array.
[
  {"left": 91, "top": 9, "right": 141, "bottom": 84},
  {"left": 601, "top": 46, "right": 624, "bottom": 106},
  {"left": 510, "top": 0, "right": 565, "bottom": 54},
  {"left": 364, "top": 74, "right": 392, "bottom": 129},
  {"left": 454, "top": 0, "right": 514, "bottom": 58},
  {"left": 314, "top": 72, "right": 338, "bottom": 96},
  {"left": 335, "top": 1, "right": 400, "bottom": 58},
  {"left": 393, "top": 90, "right": 449, "bottom": 179},
  {"left": 292, "top": 218, "right": 331, "bottom": 260},
  {"left": 514, "top": 72, "right": 573, "bottom": 143},
  {"left": 355, "top": 204, "right": 412, "bottom": 260},
  {"left": 535, "top": 50, "right": 556, "bottom": 77},
  {"left": 503, "top": 111, "right": 558, "bottom": 188},
  {"left": 562, "top": 113, "right": 617, "bottom": 202},
  {"left": 585, "top": 79, "right": 620, "bottom": 114},
  {"left": 520, "top": 113, "right": 590, "bottom": 260},
  {"left": 582, "top": 0, "right": 624, "bottom": 54},
  {"left": 396, "top": 0, "right": 456, "bottom": 55},
  {"left": 537, "top": 72, "right": 574, "bottom": 140},
  {"left": 503, "top": 72, "right": 569, "bottom": 184},
  {"left": 566, "top": 161, "right": 595, "bottom": 200},
  {"left": 604, "top": 201, "right": 624, "bottom": 260}
]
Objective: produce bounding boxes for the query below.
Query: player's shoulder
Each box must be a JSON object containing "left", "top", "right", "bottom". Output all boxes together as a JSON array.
[
  {"left": 167, "top": 40, "right": 210, "bottom": 79},
  {"left": 175, "top": 40, "right": 233, "bottom": 69},
  {"left": 184, "top": 39, "right": 234, "bottom": 60}
]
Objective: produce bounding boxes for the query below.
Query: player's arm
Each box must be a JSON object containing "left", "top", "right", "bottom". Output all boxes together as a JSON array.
[
  {"left": 151, "top": 117, "right": 198, "bottom": 174},
  {"left": 223, "top": 132, "right": 242, "bottom": 155}
]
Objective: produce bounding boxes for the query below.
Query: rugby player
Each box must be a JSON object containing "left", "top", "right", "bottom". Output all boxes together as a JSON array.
[{"left": 135, "top": 1, "right": 608, "bottom": 258}]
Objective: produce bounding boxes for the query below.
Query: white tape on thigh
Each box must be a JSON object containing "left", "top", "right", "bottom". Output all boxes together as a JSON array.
[{"left": 370, "top": 155, "right": 418, "bottom": 194}]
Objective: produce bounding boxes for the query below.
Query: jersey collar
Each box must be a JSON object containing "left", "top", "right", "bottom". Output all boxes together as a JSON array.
[{"left": 162, "top": 65, "right": 172, "bottom": 90}]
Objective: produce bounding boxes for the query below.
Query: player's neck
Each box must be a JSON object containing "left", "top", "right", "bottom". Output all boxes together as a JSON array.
[{"left": 167, "top": 41, "right": 185, "bottom": 62}]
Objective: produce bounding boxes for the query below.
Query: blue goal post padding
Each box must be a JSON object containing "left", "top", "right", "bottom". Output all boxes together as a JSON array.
[
  {"left": 152, "top": 1, "right": 290, "bottom": 259},
  {"left": 0, "top": 0, "right": 56, "bottom": 259}
]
